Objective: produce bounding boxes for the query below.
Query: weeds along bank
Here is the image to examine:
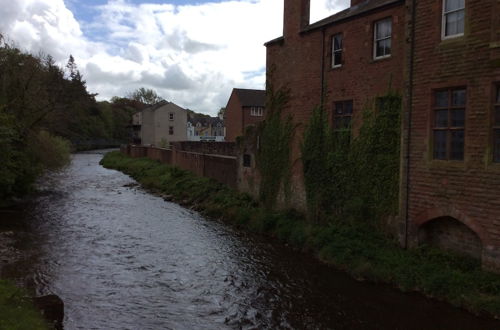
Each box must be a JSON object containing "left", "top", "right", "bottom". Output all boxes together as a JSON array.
[
  {"left": 101, "top": 151, "right": 500, "bottom": 318},
  {"left": 0, "top": 280, "right": 49, "bottom": 329}
]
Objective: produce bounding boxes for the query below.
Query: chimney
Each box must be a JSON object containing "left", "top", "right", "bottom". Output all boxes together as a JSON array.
[
  {"left": 283, "top": 0, "right": 310, "bottom": 38},
  {"left": 351, "top": 0, "right": 365, "bottom": 6}
]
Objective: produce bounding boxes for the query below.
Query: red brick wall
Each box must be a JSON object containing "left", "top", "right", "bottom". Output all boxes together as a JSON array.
[
  {"left": 171, "top": 141, "right": 236, "bottom": 156},
  {"left": 242, "top": 106, "right": 265, "bottom": 133},
  {"left": 267, "top": 1, "right": 406, "bottom": 208},
  {"left": 225, "top": 91, "right": 243, "bottom": 142},
  {"left": 121, "top": 144, "right": 237, "bottom": 190},
  {"left": 408, "top": 0, "right": 500, "bottom": 270}
]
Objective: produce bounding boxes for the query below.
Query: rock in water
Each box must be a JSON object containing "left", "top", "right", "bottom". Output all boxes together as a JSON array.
[{"left": 33, "top": 294, "right": 64, "bottom": 330}]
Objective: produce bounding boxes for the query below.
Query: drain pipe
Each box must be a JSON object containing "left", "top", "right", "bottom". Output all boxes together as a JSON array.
[
  {"left": 404, "top": 0, "right": 416, "bottom": 249},
  {"left": 320, "top": 27, "right": 326, "bottom": 108}
]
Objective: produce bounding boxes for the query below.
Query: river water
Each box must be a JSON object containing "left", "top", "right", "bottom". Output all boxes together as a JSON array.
[{"left": 0, "top": 150, "right": 498, "bottom": 329}]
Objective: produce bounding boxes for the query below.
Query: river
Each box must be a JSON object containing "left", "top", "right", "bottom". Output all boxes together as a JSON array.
[{"left": 0, "top": 150, "right": 498, "bottom": 329}]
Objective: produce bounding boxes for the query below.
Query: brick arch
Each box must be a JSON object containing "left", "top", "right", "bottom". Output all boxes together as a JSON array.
[{"left": 415, "top": 207, "right": 492, "bottom": 247}]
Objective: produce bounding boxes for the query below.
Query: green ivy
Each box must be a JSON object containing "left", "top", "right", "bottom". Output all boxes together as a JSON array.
[
  {"left": 255, "top": 85, "right": 294, "bottom": 209},
  {"left": 302, "top": 91, "right": 402, "bottom": 224}
]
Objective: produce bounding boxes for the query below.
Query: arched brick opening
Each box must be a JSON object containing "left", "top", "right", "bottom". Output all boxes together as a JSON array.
[{"left": 418, "top": 216, "right": 482, "bottom": 260}]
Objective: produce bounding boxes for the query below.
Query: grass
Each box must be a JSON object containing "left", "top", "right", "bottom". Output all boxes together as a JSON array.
[
  {"left": 101, "top": 151, "right": 500, "bottom": 318},
  {"left": 0, "top": 280, "right": 49, "bottom": 330}
]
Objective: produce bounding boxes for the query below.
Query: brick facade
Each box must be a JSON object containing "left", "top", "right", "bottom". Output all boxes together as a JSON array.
[
  {"left": 407, "top": 0, "right": 500, "bottom": 271},
  {"left": 266, "top": 0, "right": 406, "bottom": 209},
  {"left": 224, "top": 88, "right": 266, "bottom": 142},
  {"left": 266, "top": 0, "right": 500, "bottom": 270}
]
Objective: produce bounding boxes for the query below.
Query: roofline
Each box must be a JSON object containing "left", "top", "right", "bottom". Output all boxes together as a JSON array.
[
  {"left": 303, "top": 0, "right": 404, "bottom": 33},
  {"left": 264, "top": 36, "right": 284, "bottom": 47},
  {"left": 264, "top": 0, "right": 404, "bottom": 46}
]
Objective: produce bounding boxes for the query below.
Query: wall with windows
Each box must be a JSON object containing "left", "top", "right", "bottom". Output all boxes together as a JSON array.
[
  {"left": 408, "top": 0, "right": 500, "bottom": 270},
  {"left": 266, "top": 0, "right": 406, "bottom": 208}
]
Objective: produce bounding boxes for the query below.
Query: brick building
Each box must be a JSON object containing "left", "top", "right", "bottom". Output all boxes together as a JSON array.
[
  {"left": 404, "top": 0, "right": 500, "bottom": 271},
  {"left": 265, "top": 0, "right": 500, "bottom": 271},
  {"left": 266, "top": 0, "right": 407, "bottom": 209},
  {"left": 224, "top": 88, "right": 266, "bottom": 142}
]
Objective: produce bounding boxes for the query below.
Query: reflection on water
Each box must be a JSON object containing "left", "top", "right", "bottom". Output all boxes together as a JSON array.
[{"left": 0, "top": 150, "right": 498, "bottom": 329}]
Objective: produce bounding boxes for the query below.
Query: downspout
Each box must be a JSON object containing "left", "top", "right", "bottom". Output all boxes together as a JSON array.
[
  {"left": 404, "top": 0, "right": 416, "bottom": 249},
  {"left": 320, "top": 28, "right": 326, "bottom": 108}
]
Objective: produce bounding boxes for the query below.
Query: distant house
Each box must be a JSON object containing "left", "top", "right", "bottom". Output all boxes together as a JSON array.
[
  {"left": 140, "top": 101, "right": 188, "bottom": 147},
  {"left": 187, "top": 114, "right": 225, "bottom": 142},
  {"left": 131, "top": 112, "right": 142, "bottom": 144},
  {"left": 224, "top": 88, "right": 266, "bottom": 142}
]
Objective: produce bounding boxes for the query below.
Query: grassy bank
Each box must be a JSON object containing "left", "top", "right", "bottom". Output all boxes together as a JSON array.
[
  {"left": 101, "top": 151, "right": 500, "bottom": 318},
  {"left": 0, "top": 280, "right": 48, "bottom": 329}
]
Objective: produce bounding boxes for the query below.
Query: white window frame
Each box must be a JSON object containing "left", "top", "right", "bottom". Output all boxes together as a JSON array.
[
  {"left": 332, "top": 33, "right": 343, "bottom": 68},
  {"left": 169, "top": 112, "right": 174, "bottom": 121},
  {"left": 251, "top": 106, "right": 263, "bottom": 117},
  {"left": 442, "top": 0, "right": 465, "bottom": 39},
  {"left": 373, "top": 18, "right": 392, "bottom": 60}
]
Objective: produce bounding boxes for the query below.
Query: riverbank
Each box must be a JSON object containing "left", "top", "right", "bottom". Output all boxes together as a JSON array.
[
  {"left": 0, "top": 280, "right": 49, "bottom": 329},
  {"left": 101, "top": 151, "right": 500, "bottom": 318}
]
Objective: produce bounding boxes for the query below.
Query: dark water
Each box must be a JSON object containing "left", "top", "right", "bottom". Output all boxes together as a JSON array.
[{"left": 0, "top": 151, "right": 499, "bottom": 329}]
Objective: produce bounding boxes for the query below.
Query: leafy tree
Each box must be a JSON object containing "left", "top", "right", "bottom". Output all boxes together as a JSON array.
[{"left": 127, "top": 87, "right": 164, "bottom": 105}]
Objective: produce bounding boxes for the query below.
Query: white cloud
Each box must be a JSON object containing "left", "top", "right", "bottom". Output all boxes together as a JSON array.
[{"left": 0, "top": 0, "right": 348, "bottom": 115}]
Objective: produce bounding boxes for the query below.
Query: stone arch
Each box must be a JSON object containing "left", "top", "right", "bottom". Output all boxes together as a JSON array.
[{"left": 415, "top": 208, "right": 491, "bottom": 260}]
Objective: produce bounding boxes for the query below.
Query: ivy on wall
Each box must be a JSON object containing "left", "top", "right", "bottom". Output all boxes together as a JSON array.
[
  {"left": 256, "top": 85, "right": 294, "bottom": 209},
  {"left": 302, "top": 91, "right": 402, "bottom": 224}
]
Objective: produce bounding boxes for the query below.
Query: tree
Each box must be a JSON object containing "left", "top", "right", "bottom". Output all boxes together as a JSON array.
[
  {"left": 127, "top": 87, "right": 164, "bottom": 105},
  {"left": 217, "top": 107, "right": 226, "bottom": 118}
]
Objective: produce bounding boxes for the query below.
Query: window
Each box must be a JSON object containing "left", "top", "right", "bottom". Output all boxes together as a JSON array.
[
  {"left": 333, "top": 100, "right": 353, "bottom": 131},
  {"left": 442, "top": 0, "right": 465, "bottom": 38},
  {"left": 243, "top": 154, "right": 252, "bottom": 167},
  {"left": 169, "top": 112, "right": 174, "bottom": 121},
  {"left": 432, "top": 88, "right": 466, "bottom": 160},
  {"left": 493, "top": 85, "right": 500, "bottom": 162},
  {"left": 251, "top": 107, "right": 263, "bottom": 116},
  {"left": 332, "top": 34, "right": 343, "bottom": 68},
  {"left": 169, "top": 126, "right": 174, "bottom": 135},
  {"left": 374, "top": 18, "right": 392, "bottom": 59}
]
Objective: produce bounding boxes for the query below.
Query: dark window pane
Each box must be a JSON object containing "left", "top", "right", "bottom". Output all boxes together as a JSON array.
[
  {"left": 450, "top": 130, "right": 464, "bottom": 160},
  {"left": 451, "top": 109, "right": 465, "bottom": 127},
  {"left": 435, "top": 110, "right": 448, "bottom": 127},
  {"left": 342, "top": 117, "right": 351, "bottom": 128},
  {"left": 334, "top": 52, "right": 342, "bottom": 66},
  {"left": 494, "top": 129, "right": 500, "bottom": 163},
  {"left": 496, "top": 86, "right": 500, "bottom": 104},
  {"left": 334, "top": 35, "right": 342, "bottom": 50},
  {"left": 335, "top": 102, "right": 343, "bottom": 114},
  {"left": 344, "top": 101, "right": 353, "bottom": 114},
  {"left": 495, "top": 107, "right": 500, "bottom": 126},
  {"left": 376, "top": 39, "right": 391, "bottom": 57},
  {"left": 383, "top": 38, "right": 391, "bottom": 56},
  {"left": 435, "top": 91, "right": 449, "bottom": 107},
  {"left": 243, "top": 154, "right": 251, "bottom": 167},
  {"left": 433, "top": 130, "right": 447, "bottom": 159},
  {"left": 452, "top": 89, "right": 466, "bottom": 106}
]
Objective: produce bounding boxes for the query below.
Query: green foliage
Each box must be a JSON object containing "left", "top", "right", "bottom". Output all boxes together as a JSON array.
[
  {"left": 29, "top": 130, "right": 71, "bottom": 171},
  {"left": 0, "top": 280, "right": 49, "bottom": 329},
  {"left": 256, "top": 86, "right": 294, "bottom": 209},
  {"left": 301, "top": 91, "right": 402, "bottom": 223},
  {"left": 102, "top": 150, "right": 500, "bottom": 318},
  {"left": 0, "top": 37, "right": 136, "bottom": 201},
  {"left": 127, "top": 87, "right": 164, "bottom": 105}
]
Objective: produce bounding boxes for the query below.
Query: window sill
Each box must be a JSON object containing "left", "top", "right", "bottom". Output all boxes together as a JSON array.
[
  {"left": 441, "top": 33, "right": 464, "bottom": 41},
  {"left": 372, "top": 55, "right": 392, "bottom": 63}
]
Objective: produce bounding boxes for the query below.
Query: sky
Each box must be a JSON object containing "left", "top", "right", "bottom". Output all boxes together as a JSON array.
[{"left": 0, "top": 0, "right": 349, "bottom": 115}]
